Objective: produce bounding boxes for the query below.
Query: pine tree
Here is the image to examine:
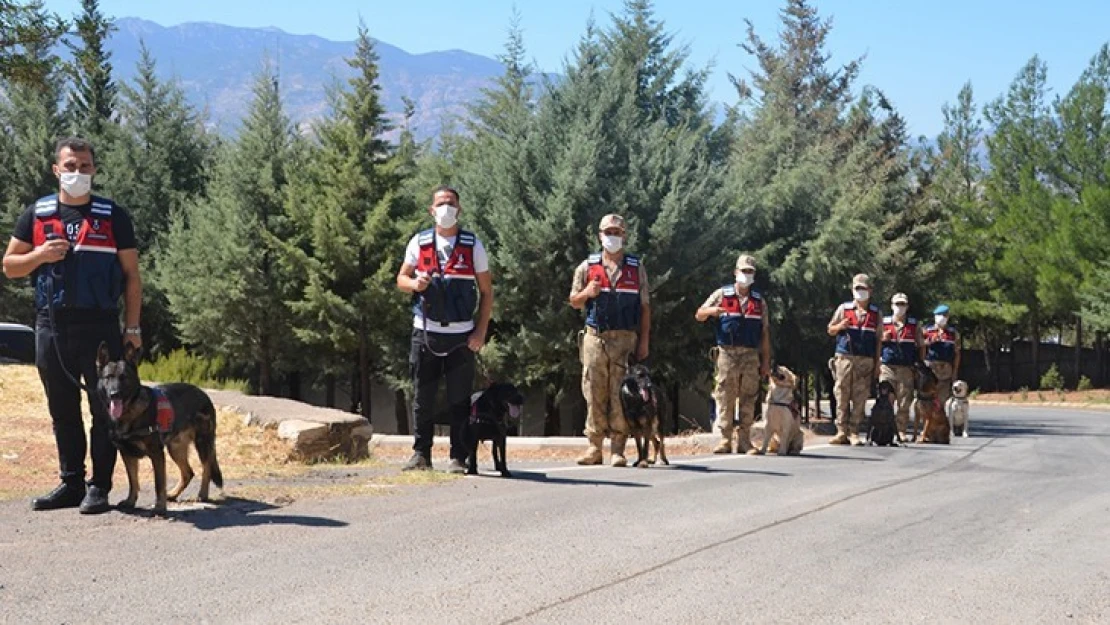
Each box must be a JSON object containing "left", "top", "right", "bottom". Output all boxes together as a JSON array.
[
  {"left": 66, "top": 0, "right": 116, "bottom": 145},
  {"left": 280, "top": 23, "right": 420, "bottom": 418},
  {"left": 157, "top": 66, "right": 301, "bottom": 394},
  {"left": 0, "top": 0, "right": 66, "bottom": 84}
]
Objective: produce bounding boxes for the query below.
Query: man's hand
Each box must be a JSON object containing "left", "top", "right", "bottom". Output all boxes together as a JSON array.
[
  {"left": 413, "top": 272, "right": 432, "bottom": 293},
  {"left": 467, "top": 331, "right": 485, "bottom": 353},
  {"left": 38, "top": 239, "right": 69, "bottom": 264},
  {"left": 582, "top": 277, "right": 601, "bottom": 300}
]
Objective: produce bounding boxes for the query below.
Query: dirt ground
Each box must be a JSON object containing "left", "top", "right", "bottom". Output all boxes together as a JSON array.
[{"left": 973, "top": 388, "right": 1110, "bottom": 405}]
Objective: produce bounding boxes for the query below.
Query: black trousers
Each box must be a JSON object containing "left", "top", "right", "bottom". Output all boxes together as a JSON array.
[
  {"left": 35, "top": 314, "right": 121, "bottom": 491},
  {"left": 410, "top": 329, "right": 474, "bottom": 461}
]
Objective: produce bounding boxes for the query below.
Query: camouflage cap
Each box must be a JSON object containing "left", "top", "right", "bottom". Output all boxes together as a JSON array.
[
  {"left": 852, "top": 273, "right": 872, "bottom": 289},
  {"left": 891, "top": 292, "right": 909, "bottom": 304},
  {"left": 735, "top": 254, "right": 757, "bottom": 271},
  {"left": 599, "top": 214, "right": 626, "bottom": 231}
]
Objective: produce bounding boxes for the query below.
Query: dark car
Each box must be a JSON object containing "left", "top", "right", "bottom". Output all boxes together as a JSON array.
[{"left": 0, "top": 322, "right": 35, "bottom": 364}]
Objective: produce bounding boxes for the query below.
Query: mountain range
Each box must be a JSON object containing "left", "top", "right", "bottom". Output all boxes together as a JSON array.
[{"left": 102, "top": 17, "right": 523, "bottom": 140}]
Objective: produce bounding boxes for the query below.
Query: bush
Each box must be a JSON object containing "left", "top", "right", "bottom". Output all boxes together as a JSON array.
[
  {"left": 138, "top": 349, "right": 249, "bottom": 392},
  {"left": 1078, "top": 376, "right": 1093, "bottom": 392},
  {"left": 1040, "top": 364, "right": 1064, "bottom": 392}
]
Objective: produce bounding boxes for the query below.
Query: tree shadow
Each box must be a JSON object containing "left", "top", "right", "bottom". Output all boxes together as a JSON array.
[
  {"left": 971, "top": 421, "right": 1110, "bottom": 438},
  {"left": 505, "top": 470, "right": 651, "bottom": 488},
  {"left": 665, "top": 464, "right": 791, "bottom": 477},
  {"left": 116, "top": 496, "right": 349, "bottom": 531}
]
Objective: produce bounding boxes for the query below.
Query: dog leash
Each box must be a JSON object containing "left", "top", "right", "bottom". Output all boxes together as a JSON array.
[{"left": 43, "top": 261, "right": 91, "bottom": 393}]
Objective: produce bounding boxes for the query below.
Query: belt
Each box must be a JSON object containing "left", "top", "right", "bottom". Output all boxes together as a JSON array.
[{"left": 584, "top": 326, "right": 636, "bottom": 337}]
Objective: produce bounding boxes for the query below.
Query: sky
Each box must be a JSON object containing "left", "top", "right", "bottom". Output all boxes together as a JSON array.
[{"left": 42, "top": 0, "right": 1110, "bottom": 138}]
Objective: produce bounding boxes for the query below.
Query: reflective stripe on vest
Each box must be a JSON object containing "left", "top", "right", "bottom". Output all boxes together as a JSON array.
[
  {"left": 835, "top": 302, "right": 880, "bottom": 356},
  {"left": 584, "top": 253, "right": 642, "bottom": 332},
  {"left": 881, "top": 316, "right": 918, "bottom": 365},
  {"left": 716, "top": 287, "right": 763, "bottom": 347}
]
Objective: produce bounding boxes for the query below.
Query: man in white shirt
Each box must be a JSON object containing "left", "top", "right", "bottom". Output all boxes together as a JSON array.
[{"left": 396, "top": 186, "right": 493, "bottom": 472}]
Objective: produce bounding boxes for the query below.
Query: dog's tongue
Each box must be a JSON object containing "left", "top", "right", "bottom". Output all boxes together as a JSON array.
[
  {"left": 641, "top": 389, "right": 651, "bottom": 403},
  {"left": 109, "top": 399, "right": 124, "bottom": 420}
]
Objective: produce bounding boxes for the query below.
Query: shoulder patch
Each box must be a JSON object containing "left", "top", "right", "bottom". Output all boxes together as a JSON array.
[
  {"left": 750, "top": 291, "right": 762, "bottom": 300},
  {"left": 722, "top": 286, "right": 736, "bottom": 297},
  {"left": 34, "top": 195, "right": 58, "bottom": 216},
  {"left": 623, "top": 254, "right": 640, "bottom": 267},
  {"left": 417, "top": 229, "right": 435, "bottom": 245},
  {"left": 456, "top": 230, "right": 476, "bottom": 246}
]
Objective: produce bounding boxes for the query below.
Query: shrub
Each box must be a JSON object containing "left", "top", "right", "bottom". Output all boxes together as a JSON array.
[{"left": 138, "top": 349, "right": 249, "bottom": 392}]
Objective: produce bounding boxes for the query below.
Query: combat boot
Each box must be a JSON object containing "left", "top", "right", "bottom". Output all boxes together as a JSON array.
[
  {"left": 576, "top": 436, "right": 604, "bottom": 465},
  {"left": 849, "top": 433, "right": 864, "bottom": 446},
  {"left": 737, "top": 428, "right": 755, "bottom": 455},
  {"left": 610, "top": 435, "right": 628, "bottom": 467},
  {"left": 829, "top": 431, "right": 850, "bottom": 445},
  {"left": 712, "top": 435, "right": 733, "bottom": 454}
]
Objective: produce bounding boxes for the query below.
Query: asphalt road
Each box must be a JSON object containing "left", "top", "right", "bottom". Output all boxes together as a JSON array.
[{"left": 2, "top": 406, "right": 1108, "bottom": 624}]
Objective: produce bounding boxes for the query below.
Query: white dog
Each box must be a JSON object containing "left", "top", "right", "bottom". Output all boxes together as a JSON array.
[{"left": 946, "top": 380, "right": 971, "bottom": 438}]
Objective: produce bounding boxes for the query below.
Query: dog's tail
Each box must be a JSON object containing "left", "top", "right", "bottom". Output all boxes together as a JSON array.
[{"left": 196, "top": 402, "right": 224, "bottom": 489}]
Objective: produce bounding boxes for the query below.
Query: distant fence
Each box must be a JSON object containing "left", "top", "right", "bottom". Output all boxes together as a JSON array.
[{"left": 958, "top": 340, "right": 1107, "bottom": 391}]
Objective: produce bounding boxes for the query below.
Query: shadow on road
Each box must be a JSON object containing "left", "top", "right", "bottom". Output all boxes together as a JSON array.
[
  {"left": 116, "top": 496, "right": 349, "bottom": 530},
  {"left": 506, "top": 471, "right": 651, "bottom": 488},
  {"left": 666, "top": 464, "right": 791, "bottom": 477},
  {"left": 972, "top": 421, "right": 1110, "bottom": 438}
]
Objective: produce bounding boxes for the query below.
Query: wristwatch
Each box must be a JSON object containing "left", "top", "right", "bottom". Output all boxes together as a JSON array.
[{"left": 124, "top": 327, "right": 142, "bottom": 336}]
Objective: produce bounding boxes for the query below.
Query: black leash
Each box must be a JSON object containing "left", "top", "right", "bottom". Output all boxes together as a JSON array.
[
  {"left": 418, "top": 271, "right": 472, "bottom": 359},
  {"left": 43, "top": 245, "right": 91, "bottom": 393}
]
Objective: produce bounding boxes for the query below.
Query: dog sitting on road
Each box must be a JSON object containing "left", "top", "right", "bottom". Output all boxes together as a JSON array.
[
  {"left": 464, "top": 382, "right": 524, "bottom": 477},
  {"left": 620, "top": 364, "right": 668, "bottom": 468},
  {"left": 867, "top": 380, "right": 898, "bottom": 446},
  {"left": 756, "top": 365, "right": 804, "bottom": 456},
  {"left": 96, "top": 341, "right": 223, "bottom": 516},
  {"left": 946, "top": 380, "right": 971, "bottom": 438},
  {"left": 912, "top": 360, "right": 950, "bottom": 444}
]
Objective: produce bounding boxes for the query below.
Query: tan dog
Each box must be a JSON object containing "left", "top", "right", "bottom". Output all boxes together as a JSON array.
[{"left": 756, "top": 365, "right": 803, "bottom": 456}]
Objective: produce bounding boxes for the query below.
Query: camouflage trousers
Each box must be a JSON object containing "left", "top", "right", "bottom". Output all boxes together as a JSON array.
[
  {"left": 927, "top": 360, "right": 955, "bottom": 406},
  {"left": 880, "top": 364, "right": 914, "bottom": 436},
  {"left": 832, "top": 354, "right": 875, "bottom": 435},
  {"left": 712, "top": 346, "right": 761, "bottom": 441},
  {"left": 581, "top": 329, "right": 637, "bottom": 439}
]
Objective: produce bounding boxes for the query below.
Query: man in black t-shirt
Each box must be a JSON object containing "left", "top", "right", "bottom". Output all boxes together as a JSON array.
[{"left": 2, "top": 137, "right": 143, "bottom": 515}]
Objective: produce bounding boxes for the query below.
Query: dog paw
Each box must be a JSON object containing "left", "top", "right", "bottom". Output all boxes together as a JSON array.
[
  {"left": 499, "top": 470, "right": 513, "bottom": 478},
  {"left": 466, "top": 469, "right": 478, "bottom": 476},
  {"left": 152, "top": 506, "right": 168, "bottom": 518},
  {"left": 117, "top": 499, "right": 137, "bottom": 510}
]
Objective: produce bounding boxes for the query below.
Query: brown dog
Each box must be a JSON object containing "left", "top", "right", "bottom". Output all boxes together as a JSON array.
[{"left": 912, "top": 361, "right": 950, "bottom": 444}]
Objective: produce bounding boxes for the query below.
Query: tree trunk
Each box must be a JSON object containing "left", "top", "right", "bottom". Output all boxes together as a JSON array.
[
  {"left": 394, "top": 388, "right": 410, "bottom": 435},
  {"left": 1074, "top": 316, "right": 1083, "bottom": 389},
  {"left": 544, "top": 390, "right": 561, "bottom": 436},
  {"left": 324, "top": 373, "right": 336, "bottom": 408},
  {"left": 358, "top": 323, "right": 372, "bottom": 421}
]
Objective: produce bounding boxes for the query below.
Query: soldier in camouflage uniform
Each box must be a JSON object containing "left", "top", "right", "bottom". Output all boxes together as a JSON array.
[
  {"left": 696, "top": 254, "right": 771, "bottom": 454},
  {"left": 568, "top": 214, "right": 651, "bottom": 467},
  {"left": 924, "top": 304, "right": 960, "bottom": 406},
  {"left": 880, "top": 292, "right": 921, "bottom": 441},
  {"left": 827, "top": 273, "right": 882, "bottom": 446}
]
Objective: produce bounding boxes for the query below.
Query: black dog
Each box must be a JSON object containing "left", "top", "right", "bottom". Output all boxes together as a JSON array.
[
  {"left": 96, "top": 341, "right": 223, "bottom": 515},
  {"left": 868, "top": 380, "right": 898, "bottom": 446},
  {"left": 620, "top": 364, "right": 668, "bottom": 468},
  {"left": 465, "top": 382, "right": 524, "bottom": 477}
]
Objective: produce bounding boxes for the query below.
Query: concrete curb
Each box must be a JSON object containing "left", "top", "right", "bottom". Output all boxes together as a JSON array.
[{"left": 969, "top": 400, "right": 1110, "bottom": 411}]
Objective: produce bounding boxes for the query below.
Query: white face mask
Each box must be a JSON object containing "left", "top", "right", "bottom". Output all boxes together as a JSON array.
[
  {"left": 935, "top": 315, "right": 948, "bottom": 327},
  {"left": 736, "top": 273, "right": 754, "bottom": 287},
  {"left": 893, "top": 304, "right": 908, "bottom": 317},
  {"left": 601, "top": 235, "right": 623, "bottom": 253},
  {"left": 60, "top": 172, "right": 92, "bottom": 198},
  {"left": 434, "top": 204, "right": 458, "bottom": 228},
  {"left": 853, "top": 288, "right": 869, "bottom": 302}
]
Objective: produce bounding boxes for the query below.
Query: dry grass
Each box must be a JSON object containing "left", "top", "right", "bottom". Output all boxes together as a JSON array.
[{"left": 976, "top": 389, "right": 1110, "bottom": 405}]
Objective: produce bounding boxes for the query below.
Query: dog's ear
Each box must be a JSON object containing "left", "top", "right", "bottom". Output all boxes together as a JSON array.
[
  {"left": 123, "top": 341, "right": 141, "bottom": 367},
  {"left": 96, "top": 341, "right": 112, "bottom": 369}
]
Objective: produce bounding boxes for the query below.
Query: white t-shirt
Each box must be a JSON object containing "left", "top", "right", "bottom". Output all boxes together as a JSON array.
[{"left": 404, "top": 231, "right": 489, "bottom": 334}]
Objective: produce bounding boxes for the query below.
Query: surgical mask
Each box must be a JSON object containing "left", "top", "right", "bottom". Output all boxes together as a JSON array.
[
  {"left": 893, "top": 304, "right": 908, "bottom": 317},
  {"left": 853, "top": 288, "right": 869, "bottom": 302},
  {"left": 736, "top": 273, "right": 754, "bottom": 287},
  {"left": 434, "top": 204, "right": 458, "bottom": 228},
  {"left": 601, "top": 235, "right": 623, "bottom": 253},
  {"left": 60, "top": 172, "right": 92, "bottom": 197},
  {"left": 935, "top": 315, "right": 948, "bottom": 327}
]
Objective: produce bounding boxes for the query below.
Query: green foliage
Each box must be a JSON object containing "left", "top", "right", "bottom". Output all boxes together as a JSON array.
[
  {"left": 1039, "top": 364, "right": 1064, "bottom": 392},
  {"left": 1078, "top": 375, "right": 1093, "bottom": 392},
  {"left": 0, "top": 0, "right": 67, "bottom": 85},
  {"left": 138, "top": 348, "right": 249, "bottom": 392}
]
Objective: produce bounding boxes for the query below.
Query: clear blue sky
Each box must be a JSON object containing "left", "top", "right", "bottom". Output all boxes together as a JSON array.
[{"left": 43, "top": 0, "right": 1110, "bottom": 137}]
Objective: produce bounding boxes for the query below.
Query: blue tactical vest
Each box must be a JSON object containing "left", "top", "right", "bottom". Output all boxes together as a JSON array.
[
  {"left": 584, "top": 253, "right": 642, "bottom": 332},
  {"left": 411, "top": 229, "right": 478, "bottom": 326},
  {"left": 715, "top": 287, "right": 763, "bottom": 347},
  {"left": 31, "top": 194, "right": 123, "bottom": 311},
  {"left": 881, "top": 316, "right": 918, "bottom": 366},
  {"left": 834, "top": 302, "right": 880, "bottom": 357},
  {"left": 924, "top": 324, "right": 957, "bottom": 362}
]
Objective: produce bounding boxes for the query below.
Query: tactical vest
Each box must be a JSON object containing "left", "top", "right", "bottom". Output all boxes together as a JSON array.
[
  {"left": 716, "top": 286, "right": 763, "bottom": 347},
  {"left": 411, "top": 229, "right": 478, "bottom": 326},
  {"left": 834, "top": 302, "right": 880, "bottom": 357},
  {"left": 924, "top": 324, "right": 958, "bottom": 362},
  {"left": 881, "top": 316, "right": 918, "bottom": 366},
  {"left": 30, "top": 194, "right": 123, "bottom": 311},
  {"left": 584, "top": 253, "right": 642, "bottom": 332}
]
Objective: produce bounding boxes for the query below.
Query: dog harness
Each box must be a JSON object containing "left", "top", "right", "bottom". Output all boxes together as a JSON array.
[
  {"left": 881, "top": 316, "right": 918, "bottom": 366},
  {"left": 716, "top": 287, "right": 763, "bottom": 347},
  {"left": 584, "top": 253, "right": 642, "bottom": 332},
  {"left": 924, "top": 324, "right": 958, "bottom": 362},
  {"left": 30, "top": 194, "right": 123, "bottom": 311},
  {"left": 835, "top": 302, "right": 880, "bottom": 357},
  {"left": 111, "top": 387, "right": 176, "bottom": 446},
  {"left": 411, "top": 229, "right": 478, "bottom": 326}
]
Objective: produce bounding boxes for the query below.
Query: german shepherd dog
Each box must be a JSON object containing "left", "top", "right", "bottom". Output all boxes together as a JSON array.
[
  {"left": 912, "top": 360, "right": 950, "bottom": 444},
  {"left": 868, "top": 380, "right": 898, "bottom": 446},
  {"left": 465, "top": 382, "right": 525, "bottom": 477},
  {"left": 620, "top": 364, "right": 668, "bottom": 468},
  {"left": 96, "top": 342, "right": 223, "bottom": 515}
]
